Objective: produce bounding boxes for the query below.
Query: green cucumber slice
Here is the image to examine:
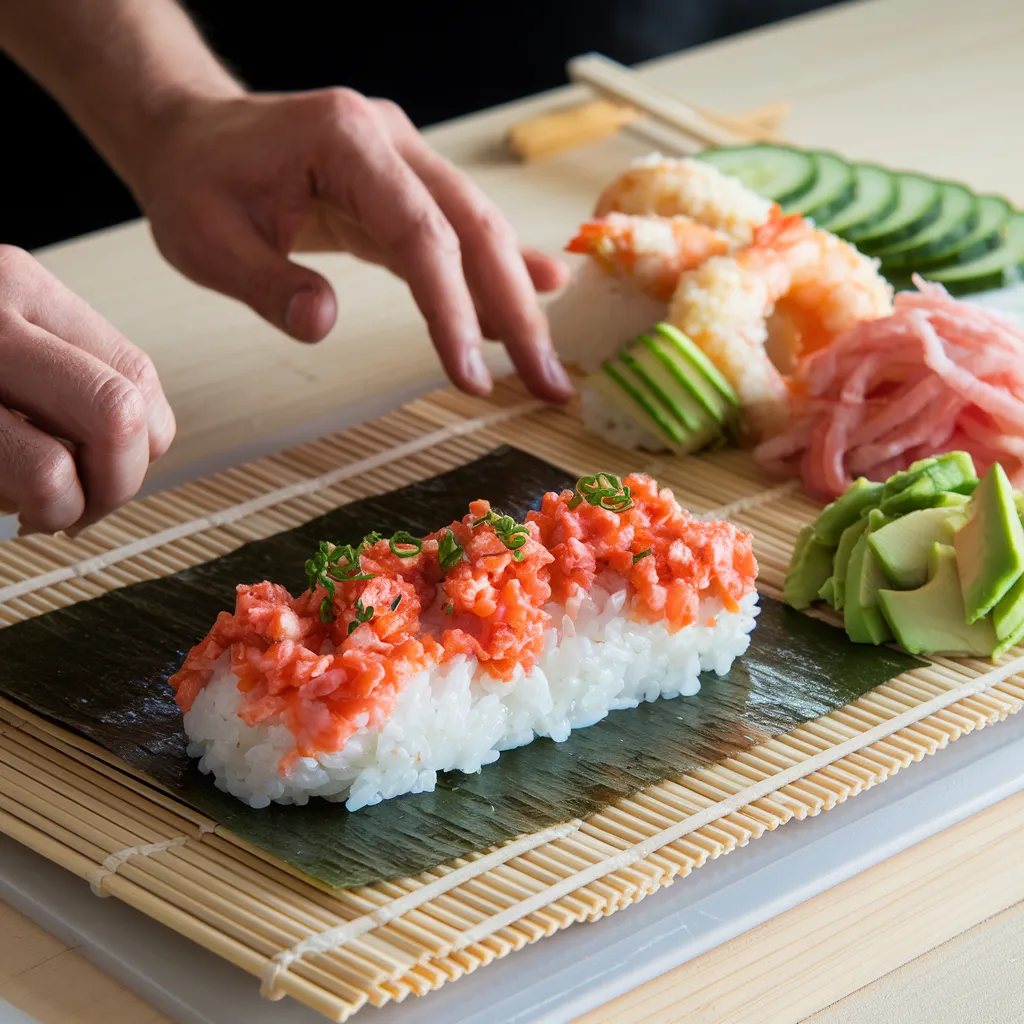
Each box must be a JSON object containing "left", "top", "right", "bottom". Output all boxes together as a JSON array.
[
  {"left": 846, "top": 174, "right": 942, "bottom": 250},
  {"left": 652, "top": 323, "right": 739, "bottom": 408},
  {"left": 877, "top": 182, "right": 977, "bottom": 269},
  {"left": 696, "top": 144, "right": 817, "bottom": 205},
  {"left": 819, "top": 164, "right": 899, "bottom": 236},
  {"left": 619, "top": 350, "right": 694, "bottom": 438},
  {"left": 784, "top": 151, "right": 856, "bottom": 223},
  {"left": 925, "top": 212, "right": 1024, "bottom": 295},
  {"left": 922, "top": 195, "right": 1012, "bottom": 268},
  {"left": 594, "top": 362, "right": 683, "bottom": 448}
]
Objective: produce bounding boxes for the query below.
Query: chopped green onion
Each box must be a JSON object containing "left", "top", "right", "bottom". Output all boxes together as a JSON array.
[
  {"left": 390, "top": 594, "right": 402, "bottom": 611},
  {"left": 362, "top": 531, "right": 384, "bottom": 548},
  {"left": 347, "top": 598, "right": 375, "bottom": 635},
  {"left": 319, "top": 595, "right": 334, "bottom": 623},
  {"left": 632, "top": 549, "right": 652, "bottom": 564},
  {"left": 389, "top": 531, "right": 423, "bottom": 558},
  {"left": 472, "top": 509, "right": 530, "bottom": 561},
  {"left": 438, "top": 528, "right": 465, "bottom": 570},
  {"left": 567, "top": 473, "right": 634, "bottom": 513},
  {"left": 444, "top": 601, "right": 454, "bottom": 615}
]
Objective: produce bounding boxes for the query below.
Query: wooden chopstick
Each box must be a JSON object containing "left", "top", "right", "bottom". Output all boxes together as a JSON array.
[
  {"left": 567, "top": 52, "right": 747, "bottom": 150},
  {"left": 506, "top": 98, "right": 789, "bottom": 162}
]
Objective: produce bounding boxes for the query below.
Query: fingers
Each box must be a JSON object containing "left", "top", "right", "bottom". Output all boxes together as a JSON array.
[
  {"left": 522, "top": 249, "right": 571, "bottom": 293},
  {"left": 0, "top": 245, "right": 171, "bottom": 532},
  {"left": 371, "top": 100, "right": 572, "bottom": 401},
  {"left": 314, "top": 91, "right": 491, "bottom": 395},
  {"left": 1, "top": 246, "right": 176, "bottom": 461},
  {"left": 0, "top": 405, "right": 85, "bottom": 534},
  {"left": 0, "top": 319, "right": 151, "bottom": 529},
  {"left": 158, "top": 202, "right": 339, "bottom": 343}
]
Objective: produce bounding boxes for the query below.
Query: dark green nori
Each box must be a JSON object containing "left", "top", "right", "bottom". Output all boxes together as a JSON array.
[{"left": 0, "top": 448, "right": 918, "bottom": 887}]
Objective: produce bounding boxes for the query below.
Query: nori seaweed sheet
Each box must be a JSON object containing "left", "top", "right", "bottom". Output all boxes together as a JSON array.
[{"left": 0, "top": 447, "right": 918, "bottom": 887}]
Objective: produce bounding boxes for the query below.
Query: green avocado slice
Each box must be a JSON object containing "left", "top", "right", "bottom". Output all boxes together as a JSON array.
[
  {"left": 953, "top": 463, "right": 1024, "bottom": 624},
  {"left": 844, "top": 533, "right": 892, "bottom": 645},
  {"left": 813, "top": 478, "right": 884, "bottom": 546},
  {"left": 878, "top": 543, "right": 997, "bottom": 657},
  {"left": 868, "top": 506, "right": 967, "bottom": 590},
  {"left": 784, "top": 525, "right": 835, "bottom": 610}
]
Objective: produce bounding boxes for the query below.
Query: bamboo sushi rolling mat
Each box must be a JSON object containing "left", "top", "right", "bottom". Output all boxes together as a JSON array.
[{"left": 0, "top": 375, "right": 1022, "bottom": 1022}]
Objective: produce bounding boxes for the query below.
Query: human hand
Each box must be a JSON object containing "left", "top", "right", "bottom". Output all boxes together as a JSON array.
[
  {"left": 0, "top": 246, "right": 175, "bottom": 533},
  {"left": 130, "top": 89, "right": 574, "bottom": 401}
]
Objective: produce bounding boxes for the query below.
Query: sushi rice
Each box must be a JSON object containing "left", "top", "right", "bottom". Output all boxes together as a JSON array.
[{"left": 185, "top": 586, "right": 759, "bottom": 811}]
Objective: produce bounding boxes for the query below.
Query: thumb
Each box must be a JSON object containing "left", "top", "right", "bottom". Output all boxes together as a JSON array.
[{"left": 181, "top": 204, "right": 338, "bottom": 343}]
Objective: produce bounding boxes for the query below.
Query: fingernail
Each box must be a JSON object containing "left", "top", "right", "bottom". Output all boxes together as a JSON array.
[
  {"left": 465, "top": 348, "right": 493, "bottom": 394},
  {"left": 544, "top": 350, "right": 575, "bottom": 397}
]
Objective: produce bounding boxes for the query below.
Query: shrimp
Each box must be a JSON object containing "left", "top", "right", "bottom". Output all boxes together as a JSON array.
[
  {"left": 668, "top": 240, "right": 794, "bottom": 440},
  {"left": 595, "top": 153, "right": 774, "bottom": 247},
  {"left": 566, "top": 213, "right": 731, "bottom": 301},
  {"left": 755, "top": 211, "right": 895, "bottom": 371}
]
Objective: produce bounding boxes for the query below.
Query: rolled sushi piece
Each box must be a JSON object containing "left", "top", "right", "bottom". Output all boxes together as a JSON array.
[
  {"left": 581, "top": 323, "right": 741, "bottom": 456},
  {"left": 170, "top": 472, "right": 759, "bottom": 811}
]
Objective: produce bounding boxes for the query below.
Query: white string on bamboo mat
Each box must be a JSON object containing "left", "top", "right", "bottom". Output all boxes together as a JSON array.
[
  {"left": 259, "top": 818, "right": 583, "bottom": 1000},
  {"left": 0, "top": 400, "right": 543, "bottom": 607},
  {"left": 89, "top": 823, "right": 215, "bottom": 897},
  {"left": 696, "top": 479, "right": 803, "bottom": 521},
  {"left": 439, "top": 651, "right": 1024, "bottom": 956}
]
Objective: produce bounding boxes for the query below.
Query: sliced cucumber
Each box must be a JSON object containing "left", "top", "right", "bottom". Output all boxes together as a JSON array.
[
  {"left": 846, "top": 174, "right": 942, "bottom": 250},
  {"left": 596, "top": 362, "right": 683, "bottom": 448},
  {"left": 652, "top": 323, "right": 739, "bottom": 410},
  {"left": 922, "top": 195, "right": 1012, "bottom": 268},
  {"left": 876, "top": 182, "right": 977, "bottom": 269},
  {"left": 925, "top": 212, "right": 1024, "bottom": 295},
  {"left": 784, "top": 151, "right": 855, "bottom": 223},
  {"left": 819, "top": 164, "right": 899, "bottom": 236},
  {"left": 697, "top": 144, "right": 817, "bottom": 205}
]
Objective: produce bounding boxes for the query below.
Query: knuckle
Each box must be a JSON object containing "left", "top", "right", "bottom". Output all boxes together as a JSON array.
[
  {"left": 113, "top": 346, "right": 160, "bottom": 396},
  {"left": 395, "top": 207, "right": 460, "bottom": 259},
  {"left": 320, "top": 87, "right": 371, "bottom": 124},
  {"left": 466, "top": 202, "right": 516, "bottom": 248},
  {"left": 0, "top": 244, "right": 32, "bottom": 277},
  {"left": 92, "top": 375, "right": 148, "bottom": 450}
]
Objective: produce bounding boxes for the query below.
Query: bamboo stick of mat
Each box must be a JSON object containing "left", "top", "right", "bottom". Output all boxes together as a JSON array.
[{"left": 0, "top": 378, "right": 1022, "bottom": 1022}]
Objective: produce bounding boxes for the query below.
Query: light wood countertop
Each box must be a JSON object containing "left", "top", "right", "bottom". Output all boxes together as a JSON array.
[{"left": 3, "top": 0, "right": 1024, "bottom": 1019}]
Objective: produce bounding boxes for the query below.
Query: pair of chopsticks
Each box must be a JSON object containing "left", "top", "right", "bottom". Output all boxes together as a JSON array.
[{"left": 507, "top": 53, "right": 789, "bottom": 162}]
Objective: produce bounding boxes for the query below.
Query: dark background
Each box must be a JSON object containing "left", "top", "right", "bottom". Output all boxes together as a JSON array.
[{"left": 2, "top": 0, "right": 844, "bottom": 251}]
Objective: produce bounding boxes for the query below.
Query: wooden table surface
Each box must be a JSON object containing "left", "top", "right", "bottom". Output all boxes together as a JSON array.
[{"left": 3, "top": 0, "right": 1024, "bottom": 1019}]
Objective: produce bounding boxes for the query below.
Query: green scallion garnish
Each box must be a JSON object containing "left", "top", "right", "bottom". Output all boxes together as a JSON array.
[
  {"left": 347, "top": 598, "right": 375, "bottom": 635},
  {"left": 390, "top": 594, "right": 402, "bottom": 611},
  {"left": 438, "top": 528, "right": 465, "bottom": 570},
  {"left": 306, "top": 541, "right": 377, "bottom": 621},
  {"left": 632, "top": 549, "right": 652, "bottom": 564},
  {"left": 389, "top": 531, "right": 423, "bottom": 558},
  {"left": 567, "top": 472, "right": 633, "bottom": 512},
  {"left": 444, "top": 601, "right": 454, "bottom": 615},
  {"left": 473, "top": 509, "right": 530, "bottom": 562}
]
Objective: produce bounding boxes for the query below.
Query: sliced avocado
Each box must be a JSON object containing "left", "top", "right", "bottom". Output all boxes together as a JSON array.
[
  {"left": 868, "top": 506, "right": 967, "bottom": 590},
  {"left": 953, "top": 463, "right": 1024, "bottom": 624},
  {"left": 832, "top": 520, "right": 865, "bottom": 613},
  {"left": 818, "top": 575, "right": 837, "bottom": 608},
  {"left": 992, "top": 569, "right": 1024, "bottom": 643},
  {"left": 784, "top": 525, "right": 835, "bottom": 610},
  {"left": 880, "top": 477, "right": 974, "bottom": 517},
  {"left": 813, "top": 478, "right": 884, "bottom": 546},
  {"left": 994, "top": 613, "right": 1024, "bottom": 658},
  {"left": 651, "top": 323, "right": 739, "bottom": 420},
  {"left": 866, "top": 508, "right": 893, "bottom": 532},
  {"left": 881, "top": 451, "right": 977, "bottom": 499},
  {"left": 844, "top": 533, "right": 893, "bottom": 645},
  {"left": 878, "top": 543, "right": 997, "bottom": 656}
]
